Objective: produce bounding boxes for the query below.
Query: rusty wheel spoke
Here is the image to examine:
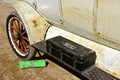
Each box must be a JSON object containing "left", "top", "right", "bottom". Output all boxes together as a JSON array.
[
  {"left": 22, "top": 36, "right": 29, "bottom": 41},
  {"left": 19, "top": 40, "right": 29, "bottom": 53},
  {"left": 19, "top": 41, "right": 22, "bottom": 50},
  {"left": 19, "top": 22, "right": 23, "bottom": 32},
  {"left": 23, "top": 40, "right": 29, "bottom": 47},
  {"left": 23, "top": 40, "right": 30, "bottom": 49},
  {"left": 15, "top": 20, "right": 21, "bottom": 32},
  {"left": 14, "top": 38, "right": 18, "bottom": 43},
  {"left": 11, "top": 33, "right": 16, "bottom": 37},
  {"left": 21, "top": 41, "right": 27, "bottom": 53},
  {"left": 15, "top": 40, "right": 19, "bottom": 46},
  {"left": 18, "top": 39, "right": 24, "bottom": 53},
  {"left": 19, "top": 41, "right": 22, "bottom": 51},
  {"left": 19, "top": 41, "right": 21, "bottom": 50},
  {"left": 20, "top": 41, "right": 25, "bottom": 53},
  {"left": 11, "top": 26, "right": 17, "bottom": 33},
  {"left": 13, "top": 21, "right": 19, "bottom": 32},
  {"left": 11, "top": 29, "right": 17, "bottom": 36},
  {"left": 21, "top": 31, "right": 26, "bottom": 36}
]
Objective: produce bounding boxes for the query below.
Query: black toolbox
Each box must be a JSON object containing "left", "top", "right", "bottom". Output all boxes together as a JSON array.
[{"left": 46, "top": 36, "right": 96, "bottom": 71}]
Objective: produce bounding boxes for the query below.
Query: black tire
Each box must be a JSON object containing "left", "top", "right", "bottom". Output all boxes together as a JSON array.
[{"left": 6, "top": 12, "right": 36, "bottom": 60}]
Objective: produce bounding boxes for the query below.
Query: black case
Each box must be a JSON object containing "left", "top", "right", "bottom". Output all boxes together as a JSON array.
[{"left": 46, "top": 36, "right": 96, "bottom": 71}]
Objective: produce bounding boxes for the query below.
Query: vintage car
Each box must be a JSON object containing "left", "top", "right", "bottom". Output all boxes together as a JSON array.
[{"left": 0, "top": 0, "right": 120, "bottom": 79}]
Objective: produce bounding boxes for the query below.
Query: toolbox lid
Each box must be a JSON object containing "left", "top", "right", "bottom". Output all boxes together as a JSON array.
[{"left": 46, "top": 36, "right": 96, "bottom": 61}]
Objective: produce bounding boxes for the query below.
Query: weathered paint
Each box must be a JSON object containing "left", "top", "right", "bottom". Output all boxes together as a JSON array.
[
  {"left": 45, "top": 26, "right": 120, "bottom": 79},
  {"left": 35, "top": 0, "right": 63, "bottom": 24},
  {"left": 60, "top": 0, "right": 95, "bottom": 38},
  {"left": 54, "top": 0, "right": 120, "bottom": 51},
  {"left": 1, "top": 0, "right": 120, "bottom": 50},
  {"left": 1, "top": 0, "right": 120, "bottom": 79},
  {"left": 0, "top": 0, "right": 50, "bottom": 45},
  {"left": 96, "top": 0, "right": 120, "bottom": 42}
]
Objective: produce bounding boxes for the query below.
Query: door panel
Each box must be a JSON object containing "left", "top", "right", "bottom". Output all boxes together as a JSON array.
[
  {"left": 61, "top": 0, "right": 95, "bottom": 38},
  {"left": 96, "top": 0, "right": 120, "bottom": 42}
]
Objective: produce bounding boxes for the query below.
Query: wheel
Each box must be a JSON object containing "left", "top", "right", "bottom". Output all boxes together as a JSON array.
[{"left": 6, "top": 12, "right": 36, "bottom": 60}]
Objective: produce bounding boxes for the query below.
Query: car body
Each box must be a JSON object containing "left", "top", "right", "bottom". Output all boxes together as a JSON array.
[{"left": 0, "top": 0, "right": 120, "bottom": 79}]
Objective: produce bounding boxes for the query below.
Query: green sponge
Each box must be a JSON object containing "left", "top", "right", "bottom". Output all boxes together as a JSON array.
[{"left": 19, "top": 60, "right": 46, "bottom": 69}]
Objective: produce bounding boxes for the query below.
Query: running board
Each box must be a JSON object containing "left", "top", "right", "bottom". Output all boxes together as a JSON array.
[{"left": 32, "top": 36, "right": 119, "bottom": 80}]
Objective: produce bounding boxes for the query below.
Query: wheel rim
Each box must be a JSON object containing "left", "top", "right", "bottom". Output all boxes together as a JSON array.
[{"left": 8, "top": 17, "right": 30, "bottom": 56}]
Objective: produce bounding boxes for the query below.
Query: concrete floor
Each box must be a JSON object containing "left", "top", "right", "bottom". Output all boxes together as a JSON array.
[{"left": 0, "top": 5, "right": 80, "bottom": 80}]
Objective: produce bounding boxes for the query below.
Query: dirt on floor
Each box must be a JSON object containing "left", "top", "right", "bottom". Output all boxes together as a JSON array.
[{"left": 0, "top": 5, "right": 80, "bottom": 80}]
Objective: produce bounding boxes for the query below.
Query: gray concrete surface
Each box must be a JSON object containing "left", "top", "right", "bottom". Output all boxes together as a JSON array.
[{"left": 0, "top": 5, "right": 80, "bottom": 80}]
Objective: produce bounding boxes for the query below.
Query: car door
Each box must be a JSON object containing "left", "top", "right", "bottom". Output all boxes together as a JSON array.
[{"left": 61, "top": 0, "right": 95, "bottom": 39}]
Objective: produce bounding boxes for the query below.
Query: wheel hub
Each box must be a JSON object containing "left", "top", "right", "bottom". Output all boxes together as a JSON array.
[{"left": 16, "top": 32, "right": 22, "bottom": 40}]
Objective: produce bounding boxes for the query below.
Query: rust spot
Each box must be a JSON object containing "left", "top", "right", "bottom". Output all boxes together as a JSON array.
[
  {"left": 32, "top": 20, "right": 37, "bottom": 26},
  {"left": 44, "top": 23, "right": 47, "bottom": 27},
  {"left": 97, "top": 32, "right": 100, "bottom": 35}
]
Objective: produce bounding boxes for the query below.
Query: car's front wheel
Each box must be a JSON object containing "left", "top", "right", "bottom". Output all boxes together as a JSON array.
[{"left": 6, "top": 12, "right": 36, "bottom": 60}]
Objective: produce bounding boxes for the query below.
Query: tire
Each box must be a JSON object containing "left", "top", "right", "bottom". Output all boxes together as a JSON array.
[{"left": 6, "top": 12, "right": 36, "bottom": 60}]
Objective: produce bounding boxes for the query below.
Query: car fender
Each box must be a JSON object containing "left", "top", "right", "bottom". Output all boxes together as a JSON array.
[{"left": 0, "top": 0, "right": 50, "bottom": 45}]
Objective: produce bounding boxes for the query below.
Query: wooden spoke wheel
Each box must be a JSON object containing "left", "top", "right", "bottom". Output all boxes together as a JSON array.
[
  {"left": 9, "top": 17, "right": 29, "bottom": 55},
  {"left": 6, "top": 12, "right": 36, "bottom": 60}
]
